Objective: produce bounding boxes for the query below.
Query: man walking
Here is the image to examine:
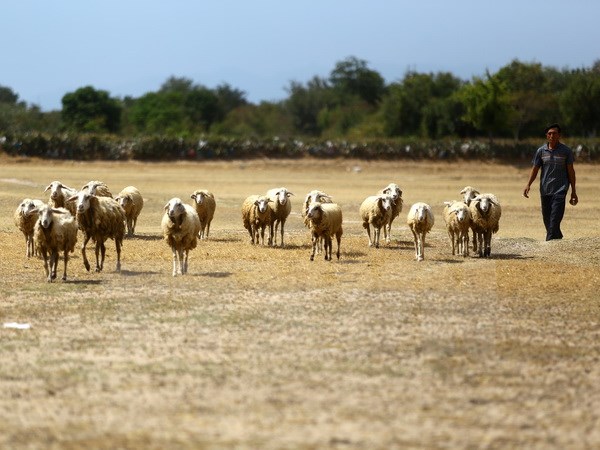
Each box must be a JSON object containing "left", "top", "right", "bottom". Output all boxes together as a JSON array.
[{"left": 523, "top": 123, "right": 578, "bottom": 240}]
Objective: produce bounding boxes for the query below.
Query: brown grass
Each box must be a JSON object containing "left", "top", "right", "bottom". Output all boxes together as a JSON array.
[{"left": 1, "top": 157, "right": 599, "bottom": 449}]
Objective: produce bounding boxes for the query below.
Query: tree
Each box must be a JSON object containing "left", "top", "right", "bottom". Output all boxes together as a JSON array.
[
  {"left": 61, "top": 86, "right": 122, "bottom": 133},
  {"left": 285, "top": 76, "right": 334, "bottom": 135},
  {"left": 560, "top": 68, "right": 600, "bottom": 137},
  {"left": 329, "top": 56, "right": 386, "bottom": 106},
  {"left": 456, "top": 72, "right": 512, "bottom": 138},
  {"left": 0, "top": 85, "right": 19, "bottom": 105},
  {"left": 214, "top": 83, "right": 248, "bottom": 120}
]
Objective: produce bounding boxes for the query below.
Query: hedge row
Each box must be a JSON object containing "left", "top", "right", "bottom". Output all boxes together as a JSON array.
[{"left": 1, "top": 133, "right": 599, "bottom": 162}]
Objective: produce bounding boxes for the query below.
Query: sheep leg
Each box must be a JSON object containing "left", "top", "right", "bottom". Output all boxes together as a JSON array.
[
  {"left": 335, "top": 231, "right": 342, "bottom": 260},
  {"left": 419, "top": 232, "right": 425, "bottom": 261},
  {"left": 411, "top": 229, "right": 420, "bottom": 261},
  {"left": 183, "top": 249, "right": 189, "bottom": 274},
  {"left": 62, "top": 249, "right": 69, "bottom": 281},
  {"left": 171, "top": 246, "right": 178, "bottom": 276},
  {"left": 324, "top": 235, "right": 332, "bottom": 261},
  {"left": 269, "top": 222, "right": 274, "bottom": 247},
  {"left": 484, "top": 230, "right": 492, "bottom": 257},
  {"left": 95, "top": 241, "right": 106, "bottom": 272},
  {"left": 365, "top": 224, "right": 373, "bottom": 247},
  {"left": 374, "top": 226, "right": 380, "bottom": 248},
  {"left": 205, "top": 222, "right": 210, "bottom": 239},
  {"left": 115, "top": 238, "right": 122, "bottom": 272},
  {"left": 247, "top": 225, "right": 255, "bottom": 244},
  {"left": 81, "top": 234, "right": 91, "bottom": 272},
  {"left": 279, "top": 219, "right": 285, "bottom": 247},
  {"left": 132, "top": 217, "right": 137, "bottom": 236},
  {"left": 26, "top": 235, "right": 32, "bottom": 258},
  {"left": 41, "top": 248, "right": 51, "bottom": 281},
  {"left": 310, "top": 232, "right": 318, "bottom": 261}
]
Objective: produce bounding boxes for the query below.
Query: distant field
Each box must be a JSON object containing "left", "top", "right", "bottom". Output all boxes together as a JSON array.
[{"left": 1, "top": 157, "right": 599, "bottom": 449}]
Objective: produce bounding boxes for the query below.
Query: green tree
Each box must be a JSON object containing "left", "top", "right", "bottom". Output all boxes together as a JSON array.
[
  {"left": 61, "top": 86, "right": 122, "bottom": 133},
  {"left": 214, "top": 83, "right": 248, "bottom": 120},
  {"left": 0, "top": 85, "right": 19, "bottom": 105},
  {"left": 560, "top": 67, "right": 600, "bottom": 137},
  {"left": 329, "top": 56, "right": 386, "bottom": 106},
  {"left": 285, "top": 76, "right": 334, "bottom": 135},
  {"left": 456, "top": 72, "right": 512, "bottom": 138}
]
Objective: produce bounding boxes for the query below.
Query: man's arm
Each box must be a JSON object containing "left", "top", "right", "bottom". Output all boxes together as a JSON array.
[
  {"left": 523, "top": 165, "right": 540, "bottom": 198},
  {"left": 567, "top": 163, "right": 578, "bottom": 205}
]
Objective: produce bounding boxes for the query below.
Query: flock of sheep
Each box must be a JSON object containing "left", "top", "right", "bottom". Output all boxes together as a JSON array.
[{"left": 13, "top": 180, "right": 502, "bottom": 280}]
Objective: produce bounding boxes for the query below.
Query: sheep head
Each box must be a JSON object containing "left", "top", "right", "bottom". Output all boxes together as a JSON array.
[
  {"left": 382, "top": 183, "right": 402, "bottom": 201},
  {"left": 460, "top": 186, "right": 480, "bottom": 205},
  {"left": 273, "top": 188, "right": 294, "bottom": 206},
  {"left": 19, "top": 199, "right": 39, "bottom": 217},
  {"left": 253, "top": 196, "right": 272, "bottom": 213}
]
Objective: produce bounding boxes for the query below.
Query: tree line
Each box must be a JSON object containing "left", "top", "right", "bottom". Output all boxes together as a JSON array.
[{"left": 1, "top": 56, "right": 599, "bottom": 141}]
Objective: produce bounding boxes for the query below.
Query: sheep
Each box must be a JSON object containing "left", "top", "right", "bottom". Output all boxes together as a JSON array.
[
  {"left": 241, "top": 195, "right": 273, "bottom": 246},
  {"left": 302, "top": 190, "right": 333, "bottom": 253},
  {"left": 359, "top": 194, "right": 395, "bottom": 248},
  {"left": 469, "top": 194, "right": 502, "bottom": 258},
  {"left": 407, "top": 202, "right": 434, "bottom": 262},
  {"left": 266, "top": 187, "right": 294, "bottom": 247},
  {"left": 460, "top": 186, "right": 481, "bottom": 251},
  {"left": 14, "top": 198, "right": 45, "bottom": 258},
  {"left": 443, "top": 201, "right": 471, "bottom": 257},
  {"left": 115, "top": 186, "right": 144, "bottom": 237},
  {"left": 81, "top": 180, "right": 113, "bottom": 198},
  {"left": 44, "top": 181, "right": 78, "bottom": 216},
  {"left": 33, "top": 205, "right": 78, "bottom": 282},
  {"left": 161, "top": 197, "right": 201, "bottom": 276},
  {"left": 68, "top": 191, "right": 126, "bottom": 272},
  {"left": 305, "top": 202, "right": 343, "bottom": 261},
  {"left": 190, "top": 189, "right": 216, "bottom": 240},
  {"left": 379, "top": 183, "right": 403, "bottom": 243}
]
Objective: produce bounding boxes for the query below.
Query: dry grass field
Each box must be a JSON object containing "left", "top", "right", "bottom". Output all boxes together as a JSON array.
[{"left": 1, "top": 156, "right": 599, "bottom": 449}]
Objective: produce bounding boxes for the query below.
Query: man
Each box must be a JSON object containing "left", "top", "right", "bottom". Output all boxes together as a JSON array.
[{"left": 523, "top": 123, "right": 578, "bottom": 240}]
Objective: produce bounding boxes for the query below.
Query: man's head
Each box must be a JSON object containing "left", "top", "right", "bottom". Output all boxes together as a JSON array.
[{"left": 545, "top": 123, "right": 561, "bottom": 147}]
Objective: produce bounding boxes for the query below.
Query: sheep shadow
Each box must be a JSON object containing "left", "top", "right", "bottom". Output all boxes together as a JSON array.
[
  {"left": 194, "top": 271, "right": 233, "bottom": 278},
  {"left": 119, "top": 270, "right": 162, "bottom": 276},
  {"left": 64, "top": 279, "right": 103, "bottom": 285},
  {"left": 128, "top": 234, "right": 163, "bottom": 241}
]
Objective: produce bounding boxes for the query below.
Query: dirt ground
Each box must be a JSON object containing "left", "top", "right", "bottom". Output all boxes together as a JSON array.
[{"left": 0, "top": 157, "right": 599, "bottom": 449}]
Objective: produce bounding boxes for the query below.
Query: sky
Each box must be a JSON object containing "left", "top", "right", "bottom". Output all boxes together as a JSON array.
[{"left": 3, "top": 0, "right": 600, "bottom": 111}]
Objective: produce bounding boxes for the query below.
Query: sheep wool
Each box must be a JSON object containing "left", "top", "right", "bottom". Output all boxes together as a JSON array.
[
  {"left": 116, "top": 186, "right": 144, "bottom": 237},
  {"left": 70, "top": 191, "right": 126, "bottom": 272},
  {"left": 469, "top": 194, "right": 501, "bottom": 257},
  {"left": 443, "top": 201, "right": 471, "bottom": 257},
  {"left": 162, "top": 197, "right": 201, "bottom": 276},
  {"left": 305, "top": 202, "right": 343, "bottom": 261},
  {"left": 190, "top": 189, "right": 216, "bottom": 240},
  {"left": 14, "top": 198, "right": 45, "bottom": 258},
  {"left": 407, "top": 202, "right": 434, "bottom": 261},
  {"left": 379, "top": 183, "right": 403, "bottom": 243},
  {"left": 242, "top": 195, "right": 273, "bottom": 246},
  {"left": 266, "top": 187, "right": 293, "bottom": 247},
  {"left": 359, "top": 194, "right": 394, "bottom": 248},
  {"left": 33, "top": 205, "right": 78, "bottom": 282}
]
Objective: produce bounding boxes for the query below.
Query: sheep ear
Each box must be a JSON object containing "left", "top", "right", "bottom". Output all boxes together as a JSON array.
[
  {"left": 66, "top": 194, "right": 77, "bottom": 203},
  {"left": 44, "top": 184, "right": 52, "bottom": 192},
  {"left": 164, "top": 202, "right": 170, "bottom": 211},
  {"left": 443, "top": 201, "right": 453, "bottom": 206},
  {"left": 287, "top": 192, "right": 294, "bottom": 197},
  {"left": 52, "top": 208, "right": 66, "bottom": 214},
  {"left": 190, "top": 194, "right": 196, "bottom": 200}
]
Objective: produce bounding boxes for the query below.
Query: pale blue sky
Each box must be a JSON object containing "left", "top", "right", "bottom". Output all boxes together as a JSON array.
[{"left": 3, "top": 0, "right": 599, "bottom": 111}]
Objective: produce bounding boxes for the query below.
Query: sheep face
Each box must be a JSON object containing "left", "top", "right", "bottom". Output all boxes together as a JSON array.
[
  {"left": 304, "top": 191, "right": 331, "bottom": 215},
  {"left": 37, "top": 205, "right": 66, "bottom": 229},
  {"left": 453, "top": 206, "right": 469, "bottom": 223},
  {"left": 306, "top": 203, "right": 323, "bottom": 220},
  {"left": 165, "top": 198, "right": 186, "bottom": 221},
  {"left": 254, "top": 197, "right": 271, "bottom": 213},
  {"left": 414, "top": 204, "right": 429, "bottom": 222},
  {"left": 378, "top": 194, "right": 394, "bottom": 212},
  {"left": 19, "top": 199, "right": 39, "bottom": 217},
  {"left": 117, "top": 194, "right": 133, "bottom": 210},
  {"left": 460, "top": 186, "right": 480, "bottom": 205},
  {"left": 474, "top": 196, "right": 494, "bottom": 214},
  {"left": 382, "top": 183, "right": 402, "bottom": 201},
  {"left": 274, "top": 188, "right": 293, "bottom": 206},
  {"left": 45, "top": 181, "right": 65, "bottom": 201},
  {"left": 191, "top": 192, "right": 206, "bottom": 205},
  {"left": 71, "top": 192, "right": 94, "bottom": 214}
]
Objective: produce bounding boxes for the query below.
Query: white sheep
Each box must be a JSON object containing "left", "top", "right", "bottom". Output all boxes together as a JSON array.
[
  {"left": 469, "top": 194, "right": 502, "bottom": 258},
  {"left": 68, "top": 191, "right": 126, "bottom": 272},
  {"left": 242, "top": 195, "right": 273, "bottom": 246},
  {"left": 44, "top": 181, "right": 78, "bottom": 216},
  {"left": 33, "top": 205, "right": 78, "bottom": 282},
  {"left": 14, "top": 198, "right": 45, "bottom": 258},
  {"left": 379, "top": 183, "right": 403, "bottom": 243},
  {"left": 81, "top": 180, "right": 113, "bottom": 198},
  {"left": 460, "top": 186, "right": 481, "bottom": 251},
  {"left": 305, "top": 202, "right": 343, "bottom": 261},
  {"left": 443, "top": 201, "right": 471, "bottom": 257},
  {"left": 161, "top": 197, "right": 201, "bottom": 276},
  {"left": 302, "top": 190, "right": 333, "bottom": 253},
  {"left": 407, "top": 202, "right": 434, "bottom": 261},
  {"left": 116, "top": 186, "right": 144, "bottom": 237},
  {"left": 190, "top": 189, "right": 216, "bottom": 240},
  {"left": 266, "top": 187, "right": 294, "bottom": 247},
  {"left": 359, "top": 194, "right": 394, "bottom": 248}
]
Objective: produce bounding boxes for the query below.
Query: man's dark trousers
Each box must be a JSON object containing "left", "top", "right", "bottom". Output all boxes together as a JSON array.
[{"left": 541, "top": 194, "right": 566, "bottom": 240}]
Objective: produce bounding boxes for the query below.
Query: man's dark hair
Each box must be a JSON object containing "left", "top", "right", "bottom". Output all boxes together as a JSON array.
[{"left": 545, "top": 123, "right": 561, "bottom": 134}]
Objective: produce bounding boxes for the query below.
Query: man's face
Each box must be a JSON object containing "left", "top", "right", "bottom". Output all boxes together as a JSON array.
[{"left": 546, "top": 128, "right": 560, "bottom": 147}]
